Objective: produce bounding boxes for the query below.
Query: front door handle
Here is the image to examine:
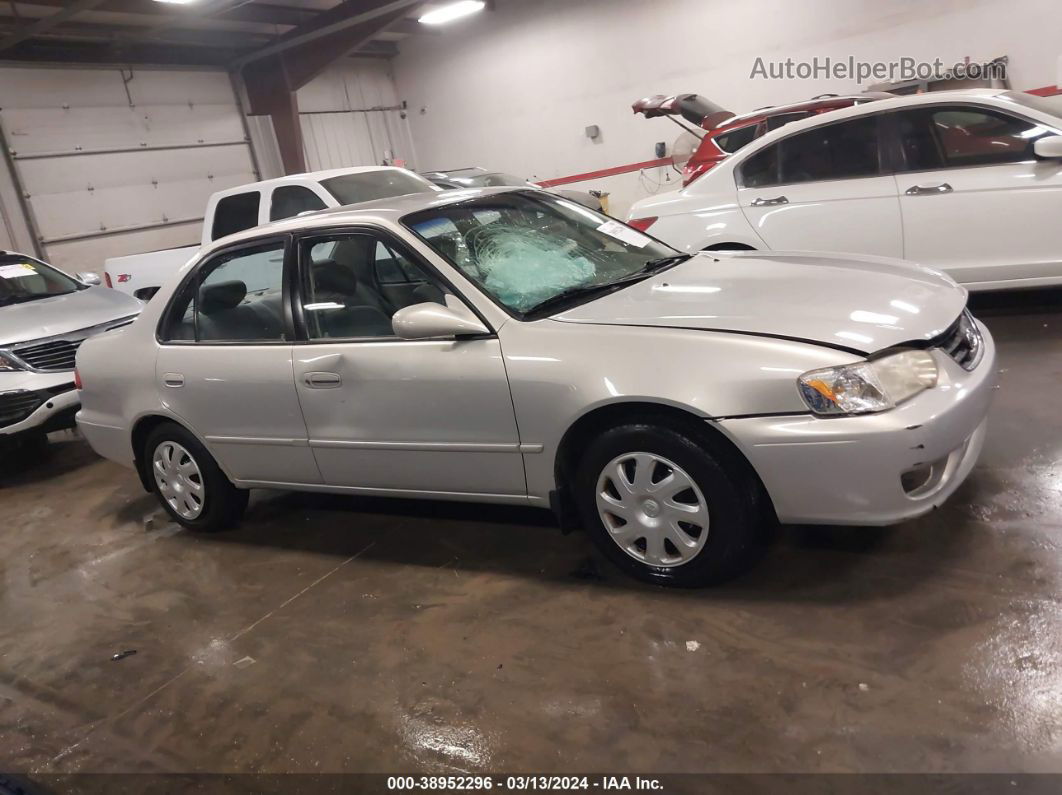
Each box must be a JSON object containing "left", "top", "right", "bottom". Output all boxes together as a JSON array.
[
  {"left": 162, "top": 373, "right": 184, "bottom": 388},
  {"left": 905, "top": 182, "right": 953, "bottom": 196},
  {"left": 751, "top": 195, "right": 789, "bottom": 206},
  {"left": 304, "top": 371, "right": 342, "bottom": 389}
]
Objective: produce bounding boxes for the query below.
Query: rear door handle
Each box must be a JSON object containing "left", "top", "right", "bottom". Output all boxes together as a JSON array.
[
  {"left": 304, "top": 371, "right": 342, "bottom": 388},
  {"left": 905, "top": 182, "right": 953, "bottom": 196},
  {"left": 162, "top": 373, "right": 184, "bottom": 388},
  {"left": 751, "top": 195, "right": 789, "bottom": 206}
]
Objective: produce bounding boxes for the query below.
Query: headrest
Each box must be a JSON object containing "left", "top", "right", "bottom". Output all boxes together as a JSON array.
[
  {"left": 313, "top": 262, "right": 358, "bottom": 295},
  {"left": 199, "top": 280, "right": 247, "bottom": 314}
]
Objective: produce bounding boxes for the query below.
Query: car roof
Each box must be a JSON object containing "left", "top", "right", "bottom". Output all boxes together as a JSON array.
[
  {"left": 716, "top": 88, "right": 1014, "bottom": 163},
  {"left": 201, "top": 186, "right": 526, "bottom": 254}
]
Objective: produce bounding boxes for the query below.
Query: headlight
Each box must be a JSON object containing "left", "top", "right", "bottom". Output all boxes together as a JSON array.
[
  {"left": 0, "top": 351, "right": 25, "bottom": 372},
  {"left": 798, "top": 349, "right": 938, "bottom": 416}
]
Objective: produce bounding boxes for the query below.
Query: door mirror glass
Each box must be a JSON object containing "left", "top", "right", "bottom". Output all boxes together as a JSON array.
[
  {"left": 1033, "top": 135, "right": 1062, "bottom": 159},
  {"left": 392, "top": 302, "right": 488, "bottom": 340},
  {"left": 77, "top": 271, "right": 101, "bottom": 286}
]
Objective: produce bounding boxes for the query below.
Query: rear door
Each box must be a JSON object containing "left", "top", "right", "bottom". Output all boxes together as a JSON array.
[
  {"left": 737, "top": 114, "right": 904, "bottom": 257},
  {"left": 892, "top": 103, "right": 1062, "bottom": 285},
  {"left": 155, "top": 237, "right": 320, "bottom": 486}
]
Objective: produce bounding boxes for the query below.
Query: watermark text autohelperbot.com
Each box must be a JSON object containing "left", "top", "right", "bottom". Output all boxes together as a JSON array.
[{"left": 749, "top": 56, "right": 1007, "bottom": 83}]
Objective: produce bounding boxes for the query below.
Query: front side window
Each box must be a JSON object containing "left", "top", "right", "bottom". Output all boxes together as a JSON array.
[
  {"left": 320, "top": 170, "right": 437, "bottom": 207},
  {"left": 0, "top": 254, "right": 81, "bottom": 307},
  {"left": 403, "top": 191, "right": 677, "bottom": 315},
  {"left": 162, "top": 242, "right": 286, "bottom": 343},
  {"left": 895, "top": 105, "right": 1054, "bottom": 170},
  {"left": 212, "top": 192, "right": 261, "bottom": 241},
  {"left": 299, "top": 234, "right": 448, "bottom": 340},
  {"left": 778, "top": 115, "right": 881, "bottom": 183},
  {"left": 270, "top": 185, "right": 327, "bottom": 221}
]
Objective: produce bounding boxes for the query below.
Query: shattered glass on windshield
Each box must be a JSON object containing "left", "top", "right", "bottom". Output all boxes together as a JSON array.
[{"left": 404, "top": 191, "right": 675, "bottom": 315}]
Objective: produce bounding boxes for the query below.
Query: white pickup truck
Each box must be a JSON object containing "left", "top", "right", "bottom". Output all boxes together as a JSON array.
[{"left": 104, "top": 166, "right": 441, "bottom": 300}]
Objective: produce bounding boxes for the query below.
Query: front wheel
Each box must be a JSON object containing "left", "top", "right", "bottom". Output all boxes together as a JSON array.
[
  {"left": 574, "top": 422, "right": 763, "bottom": 587},
  {"left": 144, "top": 422, "right": 248, "bottom": 532}
]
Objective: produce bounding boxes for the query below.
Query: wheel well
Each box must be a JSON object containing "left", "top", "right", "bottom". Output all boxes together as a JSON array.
[
  {"left": 554, "top": 402, "right": 771, "bottom": 512},
  {"left": 130, "top": 415, "right": 180, "bottom": 492},
  {"left": 703, "top": 242, "right": 755, "bottom": 251}
]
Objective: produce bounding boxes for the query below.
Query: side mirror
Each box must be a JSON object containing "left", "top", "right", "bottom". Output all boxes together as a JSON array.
[
  {"left": 1033, "top": 135, "right": 1062, "bottom": 159},
  {"left": 392, "top": 302, "right": 489, "bottom": 340},
  {"left": 78, "top": 271, "right": 102, "bottom": 286}
]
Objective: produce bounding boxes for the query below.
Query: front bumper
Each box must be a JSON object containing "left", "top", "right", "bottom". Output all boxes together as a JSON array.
[
  {"left": 719, "top": 322, "right": 996, "bottom": 526},
  {"left": 0, "top": 372, "right": 79, "bottom": 437}
]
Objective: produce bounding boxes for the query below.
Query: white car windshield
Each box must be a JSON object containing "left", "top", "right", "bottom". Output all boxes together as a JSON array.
[
  {"left": 403, "top": 191, "right": 680, "bottom": 316},
  {"left": 0, "top": 255, "right": 82, "bottom": 307}
]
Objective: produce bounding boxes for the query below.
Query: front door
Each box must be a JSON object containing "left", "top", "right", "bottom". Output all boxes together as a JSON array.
[
  {"left": 737, "top": 113, "right": 904, "bottom": 258},
  {"left": 290, "top": 230, "right": 526, "bottom": 498},
  {"left": 155, "top": 237, "right": 320, "bottom": 485},
  {"left": 892, "top": 104, "right": 1062, "bottom": 286}
]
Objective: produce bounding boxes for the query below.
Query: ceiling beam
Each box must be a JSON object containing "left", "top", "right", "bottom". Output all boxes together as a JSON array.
[
  {"left": 1, "top": 37, "right": 242, "bottom": 66},
  {"left": 0, "top": 1, "right": 320, "bottom": 29},
  {"left": 0, "top": 19, "right": 271, "bottom": 49},
  {"left": 232, "top": 0, "right": 421, "bottom": 68},
  {"left": 0, "top": 0, "right": 108, "bottom": 53}
]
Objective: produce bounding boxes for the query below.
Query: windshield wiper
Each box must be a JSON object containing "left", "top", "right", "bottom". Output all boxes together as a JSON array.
[{"left": 639, "top": 253, "right": 693, "bottom": 272}]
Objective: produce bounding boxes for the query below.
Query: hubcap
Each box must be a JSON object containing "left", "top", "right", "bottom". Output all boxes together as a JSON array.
[
  {"left": 153, "top": 441, "right": 205, "bottom": 520},
  {"left": 595, "top": 452, "right": 709, "bottom": 568}
]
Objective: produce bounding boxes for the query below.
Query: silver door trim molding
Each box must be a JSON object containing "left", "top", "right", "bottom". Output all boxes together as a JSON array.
[
  {"left": 206, "top": 435, "right": 310, "bottom": 447},
  {"left": 307, "top": 439, "right": 525, "bottom": 453}
]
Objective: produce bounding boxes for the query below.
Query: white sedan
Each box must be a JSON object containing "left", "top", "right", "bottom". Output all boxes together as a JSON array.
[
  {"left": 628, "top": 89, "right": 1062, "bottom": 291},
  {"left": 76, "top": 188, "right": 994, "bottom": 586}
]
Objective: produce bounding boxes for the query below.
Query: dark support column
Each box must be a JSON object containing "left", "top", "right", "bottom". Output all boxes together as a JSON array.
[{"left": 236, "top": 0, "right": 419, "bottom": 175}]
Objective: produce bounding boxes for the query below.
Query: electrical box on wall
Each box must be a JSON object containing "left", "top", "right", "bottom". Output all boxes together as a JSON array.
[{"left": 585, "top": 125, "right": 600, "bottom": 140}]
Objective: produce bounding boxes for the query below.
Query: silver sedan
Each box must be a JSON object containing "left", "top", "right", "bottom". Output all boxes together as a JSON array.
[{"left": 75, "top": 188, "right": 995, "bottom": 586}]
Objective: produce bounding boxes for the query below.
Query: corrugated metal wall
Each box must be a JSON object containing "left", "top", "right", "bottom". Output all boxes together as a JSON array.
[
  {"left": 297, "top": 59, "right": 416, "bottom": 172},
  {"left": 0, "top": 65, "right": 258, "bottom": 274}
]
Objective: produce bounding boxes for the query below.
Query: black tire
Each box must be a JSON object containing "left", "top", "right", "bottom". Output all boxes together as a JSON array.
[
  {"left": 573, "top": 421, "right": 764, "bottom": 587},
  {"left": 143, "top": 421, "right": 248, "bottom": 532}
]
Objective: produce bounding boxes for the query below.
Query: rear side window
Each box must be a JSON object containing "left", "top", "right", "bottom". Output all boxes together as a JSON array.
[
  {"left": 713, "top": 124, "right": 759, "bottom": 154},
  {"left": 740, "top": 144, "right": 780, "bottom": 188},
  {"left": 212, "top": 192, "right": 260, "bottom": 241},
  {"left": 161, "top": 241, "right": 286, "bottom": 343},
  {"left": 270, "top": 185, "right": 327, "bottom": 221},
  {"left": 778, "top": 115, "right": 881, "bottom": 183},
  {"left": 895, "top": 106, "right": 1053, "bottom": 170}
]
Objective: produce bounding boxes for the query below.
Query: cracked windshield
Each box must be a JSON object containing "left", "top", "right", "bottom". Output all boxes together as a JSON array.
[{"left": 403, "top": 191, "right": 678, "bottom": 314}]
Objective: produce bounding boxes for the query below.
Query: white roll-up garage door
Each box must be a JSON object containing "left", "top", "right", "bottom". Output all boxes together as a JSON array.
[{"left": 0, "top": 65, "right": 259, "bottom": 273}]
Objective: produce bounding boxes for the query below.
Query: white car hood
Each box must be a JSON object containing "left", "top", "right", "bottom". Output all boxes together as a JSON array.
[
  {"left": 0, "top": 286, "right": 142, "bottom": 347},
  {"left": 552, "top": 251, "right": 967, "bottom": 353}
]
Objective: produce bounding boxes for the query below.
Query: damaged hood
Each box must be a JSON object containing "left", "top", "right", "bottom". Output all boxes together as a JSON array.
[
  {"left": 0, "top": 286, "right": 141, "bottom": 347},
  {"left": 552, "top": 251, "right": 967, "bottom": 353}
]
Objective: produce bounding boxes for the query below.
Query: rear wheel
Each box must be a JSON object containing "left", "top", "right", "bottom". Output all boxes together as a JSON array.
[
  {"left": 144, "top": 422, "right": 247, "bottom": 531},
  {"left": 574, "top": 422, "right": 763, "bottom": 586}
]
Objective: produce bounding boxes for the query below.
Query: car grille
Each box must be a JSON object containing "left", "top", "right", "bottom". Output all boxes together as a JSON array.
[
  {"left": 0, "top": 391, "right": 44, "bottom": 428},
  {"left": 6, "top": 316, "right": 136, "bottom": 373},
  {"left": 12, "top": 338, "right": 83, "bottom": 371},
  {"left": 936, "top": 309, "right": 984, "bottom": 371}
]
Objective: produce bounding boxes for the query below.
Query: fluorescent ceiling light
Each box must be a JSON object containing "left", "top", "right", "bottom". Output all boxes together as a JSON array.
[
  {"left": 153, "top": 0, "right": 200, "bottom": 4},
  {"left": 419, "top": 0, "right": 486, "bottom": 25}
]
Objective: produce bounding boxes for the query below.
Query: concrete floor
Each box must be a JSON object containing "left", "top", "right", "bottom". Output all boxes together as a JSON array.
[{"left": 1, "top": 290, "right": 1060, "bottom": 778}]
